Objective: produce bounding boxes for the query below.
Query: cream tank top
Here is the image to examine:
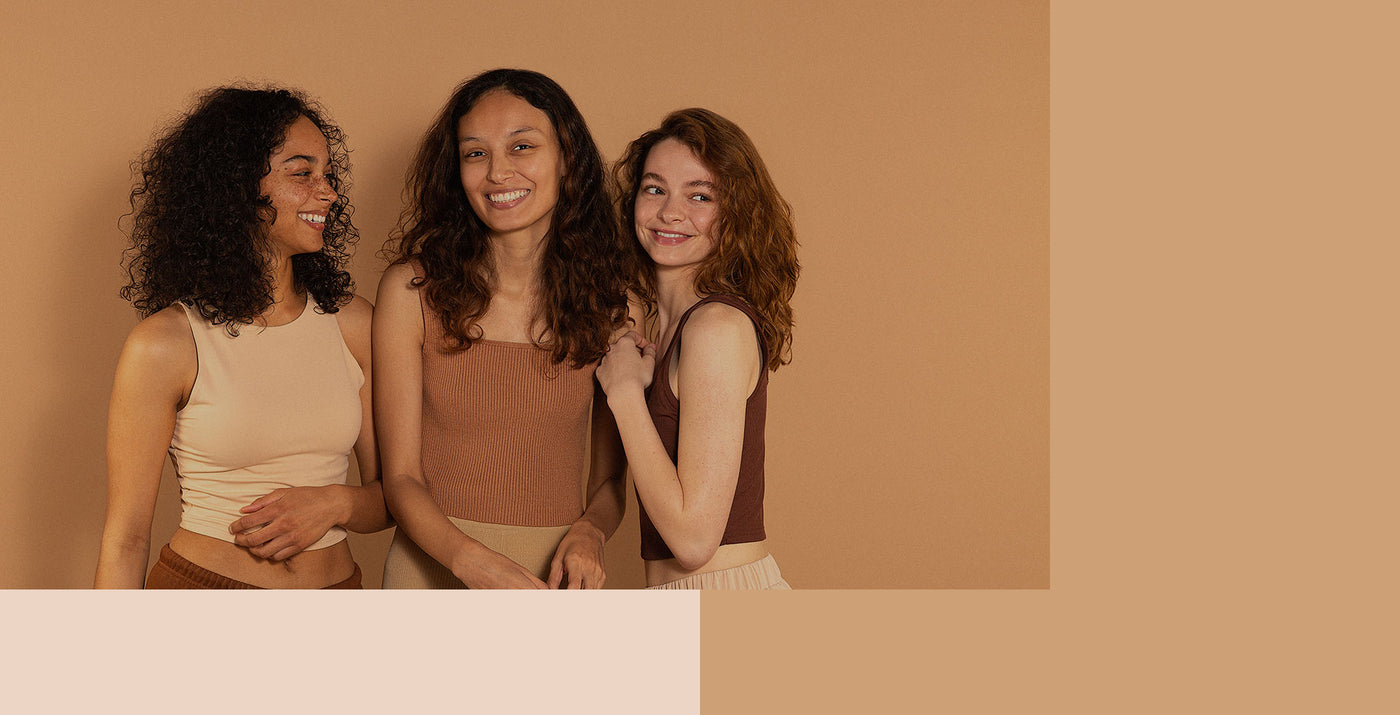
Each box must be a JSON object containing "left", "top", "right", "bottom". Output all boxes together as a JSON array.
[{"left": 170, "top": 298, "right": 364, "bottom": 550}]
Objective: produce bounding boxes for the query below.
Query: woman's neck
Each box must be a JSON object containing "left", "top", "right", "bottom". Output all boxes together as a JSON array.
[
  {"left": 489, "top": 229, "right": 547, "bottom": 293},
  {"left": 260, "top": 253, "right": 306, "bottom": 326},
  {"left": 654, "top": 265, "right": 703, "bottom": 340}
]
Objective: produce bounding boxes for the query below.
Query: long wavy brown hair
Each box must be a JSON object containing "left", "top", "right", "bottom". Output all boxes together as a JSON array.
[
  {"left": 382, "top": 69, "right": 629, "bottom": 367},
  {"left": 612, "top": 108, "right": 799, "bottom": 371}
]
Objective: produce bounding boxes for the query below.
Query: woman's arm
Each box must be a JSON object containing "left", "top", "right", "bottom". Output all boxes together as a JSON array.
[
  {"left": 228, "top": 295, "right": 391, "bottom": 561},
  {"left": 337, "top": 294, "right": 390, "bottom": 532},
  {"left": 547, "top": 382, "right": 627, "bottom": 588},
  {"left": 545, "top": 300, "right": 644, "bottom": 589},
  {"left": 94, "top": 309, "right": 196, "bottom": 588},
  {"left": 374, "top": 262, "right": 546, "bottom": 588},
  {"left": 596, "top": 302, "right": 762, "bottom": 570}
]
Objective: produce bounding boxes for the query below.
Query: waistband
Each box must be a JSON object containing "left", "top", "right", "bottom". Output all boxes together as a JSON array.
[
  {"left": 147, "top": 544, "right": 362, "bottom": 589},
  {"left": 646, "top": 554, "right": 790, "bottom": 590}
]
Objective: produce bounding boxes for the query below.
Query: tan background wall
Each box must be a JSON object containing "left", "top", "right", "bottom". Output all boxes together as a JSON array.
[{"left": 0, "top": 1, "right": 1046, "bottom": 589}]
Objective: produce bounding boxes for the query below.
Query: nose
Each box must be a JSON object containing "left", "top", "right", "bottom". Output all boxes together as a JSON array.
[
  {"left": 315, "top": 174, "right": 337, "bottom": 203},
  {"left": 488, "top": 154, "right": 515, "bottom": 183},
  {"left": 658, "top": 194, "right": 684, "bottom": 223}
]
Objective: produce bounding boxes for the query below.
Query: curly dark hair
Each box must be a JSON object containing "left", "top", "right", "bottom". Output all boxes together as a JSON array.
[
  {"left": 120, "top": 85, "right": 357, "bottom": 331},
  {"left": 613, "top": 108, "right": 800, "bottom": 372},
  {"left": 382, "top": 68, "right": 630, "bottom": 367}
]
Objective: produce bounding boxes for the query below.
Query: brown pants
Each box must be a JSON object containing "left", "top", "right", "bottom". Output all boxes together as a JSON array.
[
  {"left": 145, "top": 544, "right": 363, "bottom": 589},
  {"left": 646, "top": 554, "right": 792, "bottom": 590}
]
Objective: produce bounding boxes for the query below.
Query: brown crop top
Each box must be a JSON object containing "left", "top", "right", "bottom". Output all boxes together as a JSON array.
[
  {"left": 413, "top": 261, "right": 596, "bottom": 527},
  {"left": 638, "top": 294, "right": 768, "bottom": 561}
]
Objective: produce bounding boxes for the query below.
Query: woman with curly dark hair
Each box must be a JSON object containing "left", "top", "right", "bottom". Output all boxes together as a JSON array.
[
  {"left": 376, "top": 69, "right": 632, "bottom": 589},
  {"left": 596, "top": 108, "right": 799, "bottom": 589},
  {"left": 94, "top": 86, "right": 389, "bottom": 589}
]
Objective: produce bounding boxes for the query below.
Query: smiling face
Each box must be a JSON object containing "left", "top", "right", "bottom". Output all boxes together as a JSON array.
[
  {"left": 457, "top": 90, "right": 565, "bottom": 244},
  {"left": 258, "top": 115, "right": 337, "bottom": 260},
  {"left": 634, "top": 138, "right": 719, "bottom": 273}
]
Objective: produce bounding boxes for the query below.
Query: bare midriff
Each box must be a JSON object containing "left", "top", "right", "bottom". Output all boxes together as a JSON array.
[
  {"left": 644, "top": 540, "right": 770, "bottom": 588},
  {"left": 168, "top": 528, "right": 355, "bottom": 589}
]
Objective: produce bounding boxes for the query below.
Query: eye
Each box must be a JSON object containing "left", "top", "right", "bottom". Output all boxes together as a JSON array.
[
  {"left": 689, "top": 193, "right": 713, "bottom": 203},
  {"left": 462, "top": 149, "right": 486, "bottom": 159},
  {"left": 641, "top": 186, "right": 664, "bottom": 196},
  {"left": 512, "top": 143, "right": 535, "bottom": 151}
]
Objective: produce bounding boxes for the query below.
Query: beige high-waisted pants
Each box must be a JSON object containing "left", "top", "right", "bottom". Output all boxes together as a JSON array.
[
  {"left": 646, "top": 554, "right": 791, "bottom": 590},
  {"left": 381, "top": 516, "right": 571, "bottom": 589}
]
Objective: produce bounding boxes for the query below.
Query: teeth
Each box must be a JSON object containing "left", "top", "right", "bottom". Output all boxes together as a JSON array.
[
  {"left": 489, "top": 189, "right": 529, "bottom": 203},
  {"left": 656, "top": 230, "right": 688, "bottom": 239},
  {"left": 298, "top": 213, "right": 326, "bottom": 224}
]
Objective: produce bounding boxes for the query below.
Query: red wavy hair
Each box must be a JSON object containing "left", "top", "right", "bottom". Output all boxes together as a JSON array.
[{"left": 612, "top": 108, "right": 799, "bottom": 371}]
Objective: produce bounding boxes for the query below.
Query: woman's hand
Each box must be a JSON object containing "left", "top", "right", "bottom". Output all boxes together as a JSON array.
[
  {"left": 230, "top": 485, "right": 349, "bottom": 561},
  {"left": 596, "top": 331, "right": 656, "bottom": 397},
  {"left": 547, "top": 519, "right": 607, "bottom": 589},
  {"left": 451, "top": 545, "right": 549, "bottom": 589}
]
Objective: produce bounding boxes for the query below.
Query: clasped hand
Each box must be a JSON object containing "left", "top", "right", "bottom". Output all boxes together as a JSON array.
[
  {"left": 596, "top": 331, "right": 655, "bottom": 397},
  {"left": 548, "top": 519, "right": 607, "bottom": 589},
  {"left": 229, "top": 485, "right": 345, "bottom": 562}
]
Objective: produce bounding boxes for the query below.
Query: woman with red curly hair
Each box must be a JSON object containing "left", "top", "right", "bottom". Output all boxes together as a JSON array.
[
  {"left": 376, "top": 69, "right": 632, "bottom": 588},
  {"left": 597, "top": 108, "right": 800, "bottom": 589},
  {"left": 96, "top": 86, "right": 388, "bottom": 589}
]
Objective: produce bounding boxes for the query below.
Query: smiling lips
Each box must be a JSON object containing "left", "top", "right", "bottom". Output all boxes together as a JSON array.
[
  {"left": 487, "top": 189, "right": 530, "bottom": 208},
  {"left": 297, "top": 212, "right": 328, "bottom": 231},
  {"left": 650, "top": 228, "right": 693, "bottom": 246}
]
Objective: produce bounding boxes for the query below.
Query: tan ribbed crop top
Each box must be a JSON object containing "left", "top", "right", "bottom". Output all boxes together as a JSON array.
[
  {"left": 170, "top": 297, "right": 363, "bottom": 550},
  {"left": 413, "top": 261, "right": 596, "bottom": 527}
]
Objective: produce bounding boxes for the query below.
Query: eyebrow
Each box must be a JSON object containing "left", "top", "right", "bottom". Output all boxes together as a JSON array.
[
  {"left": 459, "top": 127, "right": 544, "bottom": 144},
  {"left": 641, "top": 172, "right": 715, "bottom": 190},
  {"left": 280, "top": 154, "right": 319, "bottom": 164}
]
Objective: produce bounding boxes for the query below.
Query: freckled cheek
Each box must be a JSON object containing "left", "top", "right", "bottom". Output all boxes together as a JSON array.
[{"left": 693, "top": 208, "right": 717, "bottom": 237}]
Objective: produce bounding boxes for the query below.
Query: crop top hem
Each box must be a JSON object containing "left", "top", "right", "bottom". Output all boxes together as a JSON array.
[{"left": 178, "top": 518, "right": 348, "bottom": 551}]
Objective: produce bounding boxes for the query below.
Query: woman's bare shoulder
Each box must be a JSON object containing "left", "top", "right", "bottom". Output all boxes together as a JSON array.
[
  {"left": 122, "top": 304, "right": 194, "bottom": 360},
  {"left": 379, "top": 260, "right": 419, "bottom": 286},
  {"left": 334, "top": 294, "right": 374, "bottom": 364},
  {"left": 685, "top": 300, "right": 757, "bottom": 338}
]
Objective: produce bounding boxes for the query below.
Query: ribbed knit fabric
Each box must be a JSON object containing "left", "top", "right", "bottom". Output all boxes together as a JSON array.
[{"left": 415, "top": 261, "right": 596, "bottom": 526}]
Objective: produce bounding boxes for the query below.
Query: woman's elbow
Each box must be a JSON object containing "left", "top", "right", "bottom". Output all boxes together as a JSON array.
[
  {"left": 100, "top": 517, "right": 153, "bottom": 555},
  {"left": 380, "top": 471, "right": 415, "bottom": 499},
  {"left": 672, "top": 537, "right": 721, "bottom": 572}
]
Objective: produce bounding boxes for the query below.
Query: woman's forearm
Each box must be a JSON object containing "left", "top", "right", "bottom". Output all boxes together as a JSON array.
[
  {"left": 382, "top": 473, "right": 485, "bottom": 576},
  {"left": 607, "top": 390, "right": 713, "bottom": 557},
  {"left": 577, "top": 388, "right": 627, "bottom": 538},
  {"left": 94, "top": 530, "right": 151, "bottom": 589},
  {"left": 338, "top": 481, "right": 391, "bottom": 533}
]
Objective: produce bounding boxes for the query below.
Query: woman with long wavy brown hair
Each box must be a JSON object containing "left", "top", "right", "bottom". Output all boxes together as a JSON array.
[
  {"left": 597, "top": 108, "right": 799, "bottom": 589},
  {"left": 375, "top": 69, "right": 631, "bottom": 588},
  {"left": 95, "top": 86, "right": 388, "bottom": 589}
]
